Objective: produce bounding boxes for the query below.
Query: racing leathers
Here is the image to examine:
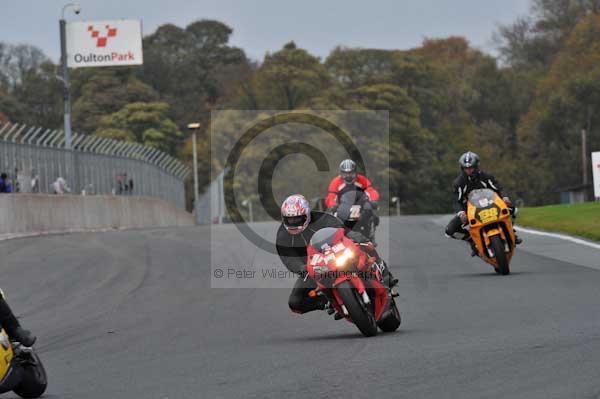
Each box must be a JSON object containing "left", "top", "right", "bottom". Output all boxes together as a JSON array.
[
  {"left": 324, "top": 174, "right": 380, "bottom": 209},
  {"left": 445, "top": 170, "right": 505, "bottom": 239},
  {"left": 0, "top": 291, "right": 36, "bottom": 346}
]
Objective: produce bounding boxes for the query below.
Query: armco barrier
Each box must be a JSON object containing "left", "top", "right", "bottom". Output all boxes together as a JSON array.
[{"left": 0, "top": 194, "right": 194, "bottom": 239}]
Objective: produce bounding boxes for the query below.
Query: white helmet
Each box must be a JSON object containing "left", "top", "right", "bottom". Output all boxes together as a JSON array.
[{"left": 280, "top": 194, "right": 311, "bottom": 235}]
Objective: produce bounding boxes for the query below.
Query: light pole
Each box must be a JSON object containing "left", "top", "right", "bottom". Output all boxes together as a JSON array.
[
  {"left": 187, "top": 122, "right": 201, "bottom": 224},
  {"left": 391, "top": 197, "right": 400, "bottom": 217},
  {"left": 60, "top": 3, "right": 80, "bottom": 150},
  {"left": 242, "top": 199, "right": 254, "bottom": 223},
  {"left": 60, "top": 3, "right": 80, "bottom": 194}
]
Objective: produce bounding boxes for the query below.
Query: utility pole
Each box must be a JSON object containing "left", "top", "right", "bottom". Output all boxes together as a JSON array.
[
  {"left": 582, "top": 105, "right": 592, "bottom": 201},
  {"left": 582, "top": 128, "right": 589, "bottom": 185}
]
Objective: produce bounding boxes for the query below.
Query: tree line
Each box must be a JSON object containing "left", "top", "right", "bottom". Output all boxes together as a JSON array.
[{"left": 1, "top": 0, "right": 599, "bottom": 213}]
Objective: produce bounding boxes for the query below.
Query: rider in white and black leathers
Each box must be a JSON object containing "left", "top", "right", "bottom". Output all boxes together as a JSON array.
[{"left": 445, "top": 151, "right": 522, "bottom": 252}]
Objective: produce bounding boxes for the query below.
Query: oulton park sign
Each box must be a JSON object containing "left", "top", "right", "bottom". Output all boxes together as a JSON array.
[{"left": 66, "top": 20, "right": 143, "bottom": 68}]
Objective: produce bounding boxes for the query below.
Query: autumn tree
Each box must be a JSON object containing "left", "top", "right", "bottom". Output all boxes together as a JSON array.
[{"left": 95, "top": 102, "right": 183, "bottom": 155}]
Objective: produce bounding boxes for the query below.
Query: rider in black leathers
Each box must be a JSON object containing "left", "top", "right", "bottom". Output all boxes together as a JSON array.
[
  {"left": 276, "top": 194, "right": 395, "bottom": 315},
  {"left": 0, "top": 291, "right": 36, "bottom": 346},
  {"left": 445, "top": 151, "right": 522, "bottom": 253}
]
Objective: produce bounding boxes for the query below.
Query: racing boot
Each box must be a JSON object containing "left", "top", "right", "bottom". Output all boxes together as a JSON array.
[
  {"left": 514, "top": 231, "right": 523, "bottom": 245},
  {"left": 0, "top": 297, "right": 36, "bottom": 346},
  {"left": 378, "top": 260, "right": 398, "bottom": 288},
  {"left": 323, "top": 302, "right": 344, "bottom": 320},
  {"left": 465, "top": 236, "right": 479, "bottom": 257},
  {"left": 384, "top": 272, "right": 399, "bottom": 289},
  {"left": 324, "top": 302, "right": 344, "bottom": 320},
  {"left": 11, "top": 326, "right": 36, "bottom": 347}
]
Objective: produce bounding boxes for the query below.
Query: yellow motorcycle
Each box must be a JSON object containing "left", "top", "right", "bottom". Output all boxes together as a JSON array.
[
  {"left": 0, "top": 297, "right": 46, "bottom": 398},
  {"left": 466, "top": 189, "right": 517, "bottom": 275}
]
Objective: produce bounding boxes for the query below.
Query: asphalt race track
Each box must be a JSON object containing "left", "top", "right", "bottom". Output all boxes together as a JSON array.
[{"left": 2, "top": 216, "right": 600, "bottom": 398}]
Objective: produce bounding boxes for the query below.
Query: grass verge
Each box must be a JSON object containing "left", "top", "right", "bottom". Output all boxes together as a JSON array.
[{"left": 517, "top": 202, "right": 600, "bottom": 242}]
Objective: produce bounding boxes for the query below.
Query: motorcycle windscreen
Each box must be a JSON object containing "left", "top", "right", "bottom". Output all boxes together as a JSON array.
[
  {"left": 309, "top": 227, "right": 345, "bottom": 252},
  {"left": 337, "top": 190, "right": 366, "bottom": 222},
  {"left": 468, "top": 189, "right": 497, "bottom": 209},
  {"left": 338, "top": 190, "right": 365, "bottom": 205}
]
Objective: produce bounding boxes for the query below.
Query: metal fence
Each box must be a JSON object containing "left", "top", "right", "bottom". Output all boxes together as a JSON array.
[
  {"left": 0, "top": 122, "right": 191, "bottom": 209},
  {"left": 196, "top": 169, "right": 225, "bottom": 224}
]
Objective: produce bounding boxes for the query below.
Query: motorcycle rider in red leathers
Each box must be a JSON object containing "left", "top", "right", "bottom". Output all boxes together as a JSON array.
[{"left": 324, "top": 159, "right": 380, "bottom": 209}]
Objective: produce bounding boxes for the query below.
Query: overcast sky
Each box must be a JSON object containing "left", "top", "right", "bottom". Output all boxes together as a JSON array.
[{"left": 1, "top": 0, "right": 531, "bottom": 62}]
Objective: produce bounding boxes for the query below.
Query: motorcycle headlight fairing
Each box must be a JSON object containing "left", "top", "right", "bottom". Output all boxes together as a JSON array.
[{"left": 335, "top": 248, "right": 355, "bottom": 268}]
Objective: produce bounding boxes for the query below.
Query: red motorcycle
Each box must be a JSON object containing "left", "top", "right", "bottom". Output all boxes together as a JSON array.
[{"left": 306, "top": 227, "right": 401, "bottom": 337}]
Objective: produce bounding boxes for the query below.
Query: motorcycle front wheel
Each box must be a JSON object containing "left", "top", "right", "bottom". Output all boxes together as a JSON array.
[
  {"left": 337, "top": 281, "right": 378, "bottom": 337},
  {"left": 490, "top": 235, "right": 510, "bottom": 276}
]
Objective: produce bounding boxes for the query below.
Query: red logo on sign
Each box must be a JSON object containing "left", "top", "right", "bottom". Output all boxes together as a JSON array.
[{"left": 88, "top": 25, "right": 118, "bottom": 48}]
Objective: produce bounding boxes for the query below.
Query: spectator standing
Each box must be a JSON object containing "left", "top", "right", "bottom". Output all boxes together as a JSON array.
[
  {"left": 30, "top": 170, "right": 40, "bottom": 193},
  {"left": 52, "top": 177, "right": 71, "bottom": 195},
  {"left": 123, "top": 173, "right": 129, "bottom": 195},
  {"left": 0, "top": 173, "right": 12, "bottom": 193},
  {"left": 116, "top": 174, "right": 124, "bottom": 195}
]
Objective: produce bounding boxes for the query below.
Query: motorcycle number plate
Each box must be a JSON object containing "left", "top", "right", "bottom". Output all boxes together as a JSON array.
[
  {"left": 478, "top": 207, "right": 498, "bottom": 223},
  {"left": 350, "top": 205, "right": 361, "bottom": 219}
]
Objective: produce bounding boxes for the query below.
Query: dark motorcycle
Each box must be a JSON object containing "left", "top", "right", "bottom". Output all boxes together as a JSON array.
[{"left": 331, "top": 190, "right": 379, "bottom": 241}]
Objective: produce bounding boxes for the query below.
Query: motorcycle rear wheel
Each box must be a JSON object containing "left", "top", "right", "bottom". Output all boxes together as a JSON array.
[
  {"left": 337, "top": 281, "right": 378, "bottom": 337},
  {"left": 490, "top": 235, "right": 510, "bottom": 275}
]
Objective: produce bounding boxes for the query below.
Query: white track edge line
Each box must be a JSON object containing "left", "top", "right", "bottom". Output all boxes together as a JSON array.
[{"left": 515, "top": 226, "right": 600, "bottom": 250}]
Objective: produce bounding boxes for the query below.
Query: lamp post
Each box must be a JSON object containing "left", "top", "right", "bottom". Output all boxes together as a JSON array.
[
  {"left": 391, "top": 197, "right": 400, "bottom": 217},
  {"left": 60, "top": 3, "right": 80, "bottom": 150},
  {"left": 242, "top": 199, "right": 254, "bottom": 223},
  {"left": 60, "top": 3, "right": 80, "bottom": 193},
  {"left": 187, "top": 122, "right": 201, "bottom": 223}
]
